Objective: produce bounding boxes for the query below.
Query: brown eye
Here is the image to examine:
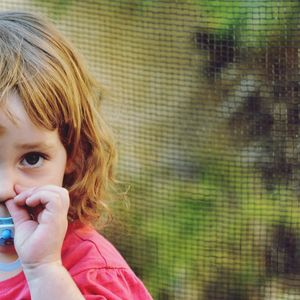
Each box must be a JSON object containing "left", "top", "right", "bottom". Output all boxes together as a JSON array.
[
  {"left": 20, "top": 152, "right": 47, "bottom": 168},
  {"left": 25, "top": 153, "right": 40, "bottom": 165}
]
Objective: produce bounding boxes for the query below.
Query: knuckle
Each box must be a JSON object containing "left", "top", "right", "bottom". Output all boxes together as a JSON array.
[
  {"left": 58, "top": 188, "right": 70, "bottom": 209},
  {"left": 61, "top": 187, "right": 69, "bottom": 197}
]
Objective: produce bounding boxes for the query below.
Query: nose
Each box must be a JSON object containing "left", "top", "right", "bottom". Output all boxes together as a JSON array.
[{"left": 0, "top": 168, "right": 17, "bottom": 202}]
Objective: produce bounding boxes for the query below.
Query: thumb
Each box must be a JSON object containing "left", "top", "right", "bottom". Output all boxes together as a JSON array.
[{"left": 5, "top": 199, "right": 31, "bottom": 226}]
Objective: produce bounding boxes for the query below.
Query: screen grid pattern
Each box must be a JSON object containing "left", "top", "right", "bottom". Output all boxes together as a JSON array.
[{"left": 1, "top": 1, "right": 300, "bottom": 299}]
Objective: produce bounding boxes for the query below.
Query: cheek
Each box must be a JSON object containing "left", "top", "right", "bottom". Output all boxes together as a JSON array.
[
  {"left": 47, "top": 172, "right": 65, "bottom": 187},
  {"left": 21, "top": 172, "right": 63, "bottom": 188},
  {"left": 48, "top": 161, "right": 67, "bottom": 187},
  {"left": 54, "top": 147, "right": 68, "bottom": 185}
]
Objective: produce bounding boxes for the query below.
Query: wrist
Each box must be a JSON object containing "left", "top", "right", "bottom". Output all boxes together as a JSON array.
[
  {"left": 22, "top": 260, "right": 85, "bottom": 300},
  {"left": 22, "top": 260, "right": 64, "bottom": 283}
]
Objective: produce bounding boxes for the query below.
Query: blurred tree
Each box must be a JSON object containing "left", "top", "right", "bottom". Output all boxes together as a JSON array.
[{"left": 194, "top": 0, "right": 300, "bottom": 48}]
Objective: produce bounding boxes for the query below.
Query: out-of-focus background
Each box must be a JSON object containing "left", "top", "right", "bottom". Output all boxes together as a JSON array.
[{"left": 3, "top": 1, "right": 300, "bottom": 299}]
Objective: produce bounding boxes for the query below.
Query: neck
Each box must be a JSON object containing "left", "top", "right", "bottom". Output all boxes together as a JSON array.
[{"left": 0, "top": 247, "right": 21, "bottom": 281}]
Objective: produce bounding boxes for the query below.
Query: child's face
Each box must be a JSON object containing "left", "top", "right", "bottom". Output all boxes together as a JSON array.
[{"left": 0, "top": 93, "right": 68, "bottom": 217}]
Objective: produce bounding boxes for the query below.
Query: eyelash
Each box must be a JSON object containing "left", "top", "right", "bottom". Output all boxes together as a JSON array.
[{"left": 20, "top": 152, "right": 49, "bottom": 169}]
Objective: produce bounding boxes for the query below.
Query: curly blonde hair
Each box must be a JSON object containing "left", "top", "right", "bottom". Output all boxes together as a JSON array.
[{"left": 0, "top": 11, "right": 117, "bottom": 226}]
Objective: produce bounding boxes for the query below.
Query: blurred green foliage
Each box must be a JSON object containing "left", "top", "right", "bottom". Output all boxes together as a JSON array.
[
  {"left": 33, "top": 0, "right": 74, "bottom": 13},
  {"left": 194, "top": 0, "right": 300, "bottom": 47},
  {"left": 118, "top": 156, "right": 300, "bottom": 298}
]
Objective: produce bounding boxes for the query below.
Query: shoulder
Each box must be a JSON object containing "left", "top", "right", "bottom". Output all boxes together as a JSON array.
[
  {"left": 62, "top": 221, "right": 130, "bottom": 274},
  {"left": 61, "top": 221, "right": 153, "bottom": 299}
]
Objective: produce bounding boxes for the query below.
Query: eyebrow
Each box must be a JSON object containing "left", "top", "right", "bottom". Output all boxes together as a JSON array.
[{"left": 14, "top": 142, "right": 55, "bottom": 151}]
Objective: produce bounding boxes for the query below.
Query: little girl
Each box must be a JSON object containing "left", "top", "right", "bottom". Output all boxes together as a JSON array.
[{"left": 0, "top": 11, "right": 152, "bottom": 299}]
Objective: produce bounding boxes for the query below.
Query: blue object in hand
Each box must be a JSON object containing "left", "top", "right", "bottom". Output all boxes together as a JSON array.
[
  {"left": 1, "top": 229, "right": 12, "bottom": 240},
  {"left": 0, "top": 217, "right": 14, "bottom": 245}
]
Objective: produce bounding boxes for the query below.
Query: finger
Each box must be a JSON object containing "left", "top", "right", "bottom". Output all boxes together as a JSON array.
[
  {"left": 25, "top": 191, "right": 69, "bottom": 213},
  {"left": 14, "top": 184, "right": 36, "bottom": 195},
  {"left": 15, "top": 185, "right": 68, "bottom": 202},
  {"left": 25, "top": 191, "right": 57, "bottom": 206},
  {"left": 14, "top": 185, "right": 37, "bottom": 204},
  {"left": 14, "top": 185, "right": 66, "bottom": 205},
  {"left": 32, "top": 185, "right": 69, "bottom": 199},
  {"left": 28, "top": 186, "right": 69, "bottom": 208},
  {"left": 5, "top": 199, "right": 32, "bottom": 226}
]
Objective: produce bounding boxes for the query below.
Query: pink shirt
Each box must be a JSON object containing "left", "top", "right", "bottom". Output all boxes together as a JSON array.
[{"left": 0, "top": 221, "right": 153, "bottom": 299}]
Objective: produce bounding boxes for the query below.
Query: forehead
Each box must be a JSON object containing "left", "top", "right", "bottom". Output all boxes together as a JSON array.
[
  {"left": 0, "top": 93, "right": 29, "bottom": 128},
  {"left": 0, "top": 93, "right": 52, "bottom": 139},
  {"left": 0, "top": 98, "right": 62, "bottom": 154}
]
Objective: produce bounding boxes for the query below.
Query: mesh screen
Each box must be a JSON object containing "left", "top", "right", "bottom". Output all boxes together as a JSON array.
[{"left": 2, "top": 0, "right": 300, "bottom": 299}]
